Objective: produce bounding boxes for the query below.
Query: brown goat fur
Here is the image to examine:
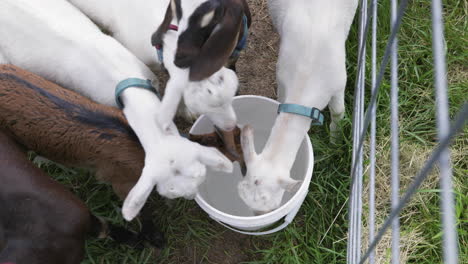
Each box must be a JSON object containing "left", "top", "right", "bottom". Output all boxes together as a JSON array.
[
  {"left": 0, "top": 131, "right": 91, "bottom": 264},
  {"left": 0, "top": 64, "right": 164, "bottom": 248}
]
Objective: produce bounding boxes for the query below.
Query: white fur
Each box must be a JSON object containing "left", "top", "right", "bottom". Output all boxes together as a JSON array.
[
  {"left": 200, "top": 10, "right": 215, "bottom": 28},
  {"left": 67, "top": 0, "right": 240, "bottom": 130},
  {"left": 157, "top": 0, "right": 239, "bottom": 131},
  {"left": 0, "top": 0, "right": 233, "bottom": 220},
  {"left": 238, "top": 0, "right": 359, "bottom": 213},
  {"left": 0, "top": 51, "right": 8, "bottom": 64}
]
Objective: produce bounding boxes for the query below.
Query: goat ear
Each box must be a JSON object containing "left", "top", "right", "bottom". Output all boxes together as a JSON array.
[
  {"left": 198, "top": 147, "right": 234, "bottom": 173},
  {"left": 178, "top": 2, "right": 244, "bottom": 81},
  {"left": 225, "top": 0, "right": 251, "bottom": 71},
  {"left": 151, "top": 2, "right": 174, "bottom": 47},
  {"left": 278, "top": 178, "right": 302, "bottom": 193},
  {"left": 240, "top": 0, "right": 252, "bottom": 27},
  {"left": 241, "top": 125, "right": 257, "bottom": 163}
]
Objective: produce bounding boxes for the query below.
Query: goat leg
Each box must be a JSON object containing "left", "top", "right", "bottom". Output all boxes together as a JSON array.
[
  {"left": 88, "top": 214, "right": 145, "bottom": 249},
  {"left": 137, "top": 203, "right": 165, "bottom": 249}
]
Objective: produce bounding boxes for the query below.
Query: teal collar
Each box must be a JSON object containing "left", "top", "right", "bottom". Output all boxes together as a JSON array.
[
  {"left": 278, "top": 104, "right": 325, "bottom": 126},
  {"left": 115, "top": 78, "right": 161, "bottom": 109}
]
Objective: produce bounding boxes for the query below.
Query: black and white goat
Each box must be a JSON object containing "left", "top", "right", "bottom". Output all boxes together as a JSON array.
[
  {"left": 153, "top": 0, "right": 251, "bottom": 133},
  {"left": 238, "top": 0, "right": 359, "bottom": 213},
  {"left": 0, "top": 0, "right": 233, "bottom": 221},
  {"left": 67, "top": 0, "right": 251, "bottom": 133}
]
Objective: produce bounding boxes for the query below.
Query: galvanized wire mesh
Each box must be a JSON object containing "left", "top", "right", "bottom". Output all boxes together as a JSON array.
[{"left": 347, "top": 0, "right": 466, "bottom": 263}]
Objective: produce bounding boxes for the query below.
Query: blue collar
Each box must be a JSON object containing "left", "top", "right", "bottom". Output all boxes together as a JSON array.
[
  {"left": 115, "top": 78, "right": 161, "bottom": 109},
  {"left": 278, "top": 104, "right": 325, "bottom": 126},
  {"left": 155, "top": 14, "right": 249, "bottom": 63}
]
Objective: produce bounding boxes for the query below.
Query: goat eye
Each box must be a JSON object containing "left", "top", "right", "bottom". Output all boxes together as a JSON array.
[
  {"left": 207, "top": 89, "right": 212, "bottom": 95},
  {"left": 254, "top": 180, "right": 260, "bottom": 185}
]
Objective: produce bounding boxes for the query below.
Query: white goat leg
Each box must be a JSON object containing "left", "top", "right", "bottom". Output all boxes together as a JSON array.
[
  {"left": 328, "top": 92, "right": 346, "bottom": 143},
  {"left": 157, "top": 76, "right": 187, "bottom": 133}
]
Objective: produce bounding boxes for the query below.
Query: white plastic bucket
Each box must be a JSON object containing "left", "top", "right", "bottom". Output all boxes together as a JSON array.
[{"left": 190, "top": 95, "right": 314, "bottom": 235}]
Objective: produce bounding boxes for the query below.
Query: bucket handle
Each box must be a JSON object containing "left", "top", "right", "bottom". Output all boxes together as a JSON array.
[{"left": 211, "top": 193, "right": 305, "bottom": 236}]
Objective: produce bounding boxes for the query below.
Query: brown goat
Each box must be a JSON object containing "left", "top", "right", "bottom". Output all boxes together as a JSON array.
[
  {"left": 0, "top": 65, "right": 143, "bottom": 199},
  {"left": 0, "top": 64, "right": 164, "bottom": 247},
  {"left": 0, "top": 131, "right": 93, "bottom": 264}
]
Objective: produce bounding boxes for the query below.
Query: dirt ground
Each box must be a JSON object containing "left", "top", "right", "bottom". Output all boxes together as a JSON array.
[
  {"left": 161, "top": 1, "right": 280, "bottom": 263},
  {"left": 235, "top": 0, "right": 279, "bottom": 99}
]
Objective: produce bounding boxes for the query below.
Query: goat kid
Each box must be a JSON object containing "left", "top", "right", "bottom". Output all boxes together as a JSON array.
[
  {"left": 0, "top": 64, "right": 166, "bottom": 247},
  {"left": 67, "top": 0, "right": 251, "bottom": 156},
  {"left": 0, "top": 131, "right": 130, "bottom": 264},
  {"left": 152, "top": 0, "right": 252, "bottom": 133},
  {"left": 238, "top": 0, "right": 359, "bottom": 213},
  {"left": 0, "top": 0, "right": 233, "bottom": 220}
]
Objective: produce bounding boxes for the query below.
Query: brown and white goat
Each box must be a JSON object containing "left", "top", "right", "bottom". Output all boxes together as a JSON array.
[{"left": 0, "top": 64, "right": 164, "bottom": 247}]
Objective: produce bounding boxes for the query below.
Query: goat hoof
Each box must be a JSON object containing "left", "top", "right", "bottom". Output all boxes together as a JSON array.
[
  {"left": 138, "top": 231, "right": 166, "bottom": 248},
  {"left": 108, "top": 225, "right": 144, "bottom": 249}
]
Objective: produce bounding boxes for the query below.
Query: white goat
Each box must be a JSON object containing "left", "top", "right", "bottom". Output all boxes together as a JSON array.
[
  {"left": 238, "top": 0, "right": 359, "bottom": 214},
  {"left": 67, "top": 0, "right": 251, "bottom": 133},
  {"left": 0, "top": 0, "right": 233, "bottom": 221}
]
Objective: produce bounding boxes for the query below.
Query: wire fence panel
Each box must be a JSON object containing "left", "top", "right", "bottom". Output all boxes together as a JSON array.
[
  {"left": 431, "top": 0, "right": 460, "bottom": 263},
  {"left": 389, "top": 0, "right": 400, "bottom": 262},
  {"left": 368, "top": 0, "right": 378, "bottom": 263},
  {"left": 347, "top": 0, "right": 367, "bottom": 262},
  {"left": 347, "top": 0, "right": 465, "bottom": 263}
]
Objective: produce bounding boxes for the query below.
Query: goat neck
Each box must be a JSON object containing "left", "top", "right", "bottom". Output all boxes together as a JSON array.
[{"left": 262, "top": 113, "right": 312, "bottom": 169}]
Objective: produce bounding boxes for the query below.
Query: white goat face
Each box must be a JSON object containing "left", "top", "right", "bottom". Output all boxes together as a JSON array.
[
  {"left": 183, "top": 67, "right": 238, "bottom": 130},
  {"left": 156, "top": 166, "right": 205, "bottom": 200},
  {"left": 237, "top": 125, "right": 301, "bottom": 214},
  {"left": 121, "top": 134, "right": 233, "bottom": 221}
]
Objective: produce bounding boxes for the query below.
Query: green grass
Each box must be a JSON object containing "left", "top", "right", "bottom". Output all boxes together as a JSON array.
[{"left": 38, "top": 0, "right": 467, "bottom": 263}]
